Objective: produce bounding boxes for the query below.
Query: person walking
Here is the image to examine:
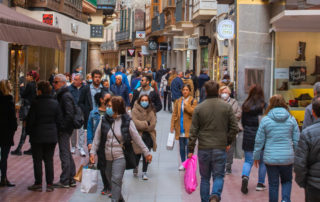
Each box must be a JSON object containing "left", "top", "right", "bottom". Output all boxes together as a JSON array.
[
  {"left": 110, "top": 75, "right": 130, "bottom": 109},
  {"left": 171, "top": 84, "right": 197, "bottom": 171},
  {"left": 170, "top": 71, "right": 184, "bottom": 103},
  {"left": 188, "top": 81, "right": 238, "bottom": 202},
  {"left": 52, "top": 74, "right": 76, "bottom": 188},
  {"left": 68, "top": 73, "right": 86, "bottom": 156},
  {"left": 11, "top": 71, "right": 38, "bottom": 155},
  {"left": 26, "top": 81, "right": 63, "bottom": 192},
  {"left": 89, "top": 96, "right": 152, "bottom": 202},
  {"left": 302, "top": 82, "right": 320, "bottom": 129},
  {"left": 182, "top": 70, "right": 194, "bottom": 96},
  {"left": 87, "top": 92, "right": 112, "bottom": 195},
  {"left": 131, "top": 95, "right": 157, "bottom": 180},
  {"left": 219, "top": 86, "right": 243, "bottom": 174},
  {"left": 190, "top": 70, "right": 198, "bottom": 99},
  {"left": 160, "top": 69, "right": 171, "bottom": 112},
  {"left": 241, "top": 85, "right": 267, "bottom": 194},
  {"left": 253, "top": 94, "right": 300, "bottom": 202},
  {"left": 295, "top": 96, "right": 320, "bottom": 202},
  {"left": 110, "top": 66, "right": 131, "bottom": 94},
  {"left": 0, "top": 80, "right": 17, "bottom": 187}
]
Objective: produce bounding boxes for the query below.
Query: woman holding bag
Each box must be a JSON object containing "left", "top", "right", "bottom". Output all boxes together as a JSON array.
[
  {"left": 89, "top": 96, "right": 152, "bottom": 202},
  {"left": 131, "top": 95, "right": 157, "bottom": 180},
  {"left": 170, "top": 84, "right": 197, "bottom": 171},
  {"left": 253, "top": 94, "right": 300, "bottom": 202}
]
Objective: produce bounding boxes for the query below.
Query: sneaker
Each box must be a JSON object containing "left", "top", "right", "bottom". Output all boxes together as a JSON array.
[
  {"left": 225, "top": 169, "right": 232, "bottom": 175},
  {"left": 28, "top": 184, "right": 42, "bottom": 192},
  {"left": 241, "top": 176, "right": 249, "bottom": 194},
  {"left": 256, "top": 183, "right": 267, "bottom": 191},
  {"left": 70, "top": 179, "right": 77, "bottom": 188},
  {"left": 142, "top": 172, "right": 148, "bottom": 180},
  {"left": 52, "top": 182, "right": 70, "bottom": 188},
  {"left": 79, "top": 148, "right": 86, "bottom": 157},
  {"left": 46, "top": 185, "right": 54, "bottom": 192},
  {"left": 71, "top": 147, "right": 76, "bottom": 154},
  {"left": 133, "top": 167, "right": 138, "bottom": 177},
  {"left": 11, "top": 149, "right": 22, "bottom": 156},
  {"left": 101, "top": 188, "right": 110, "bottom": 195},
  {"left": 209, "top": 194, "right": 220, "bottom": 202},
  {"left": 23, "top": 148, "right": 32, "bottom": 155},
  {"left": 178, "top": 165, "right": 185, "bottom": 171}
]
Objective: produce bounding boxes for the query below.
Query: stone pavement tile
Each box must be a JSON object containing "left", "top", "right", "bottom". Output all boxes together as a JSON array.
[{"left": 156, "top": 194, "right": 182, "bottom": 202}]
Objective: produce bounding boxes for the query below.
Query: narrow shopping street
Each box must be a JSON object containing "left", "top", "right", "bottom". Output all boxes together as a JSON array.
[{"left": 0, "top": 110, "right": 304, "bottom": 202}]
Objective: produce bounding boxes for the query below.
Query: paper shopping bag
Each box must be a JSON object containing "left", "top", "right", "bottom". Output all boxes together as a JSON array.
[
  {"left": 166, "top": 132, "right": 175, "bottom": 150},
  {"left": 80, "top": 167, "right": 98, "bottom": 193},
  {"left": 74, "top": 164, "right": 84, "bottom": 182}
]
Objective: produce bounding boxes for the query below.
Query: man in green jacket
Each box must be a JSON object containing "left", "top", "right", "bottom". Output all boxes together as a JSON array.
[{"left": 188, "top": 80, "right": 238, "bottom": 202}]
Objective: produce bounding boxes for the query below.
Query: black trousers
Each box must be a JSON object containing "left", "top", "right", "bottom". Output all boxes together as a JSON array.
[
  {"left": 16, "top": 125, "right": 27, "bottom": 151},
  {"left": 135, "top": 146, "right": 151, "bottom": 173},
  {"left": 163, "top": 91, "right": 172, "bottom": 111},
  {"left": 31, "top": 143, "right": 56, "bottom": 185},
  {"left": 0, "top": 146, "right": 11, "bottom": 180},
  {"left": 306, "top": 185, "right": 320, "bottom": 202}
]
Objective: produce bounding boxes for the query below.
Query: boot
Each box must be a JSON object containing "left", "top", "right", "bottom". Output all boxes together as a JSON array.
[
  {"left": 277, "top": 82, "right": 288, "bottom": 91},
  {"left": 311, "top": 56, "right": 320, "bottom": 76},
  {"left": 295, "top": 41, "right": 306, "bottom": 61},
  {"left": 0, "top": 178, "right": 15, "bottom": 187}
]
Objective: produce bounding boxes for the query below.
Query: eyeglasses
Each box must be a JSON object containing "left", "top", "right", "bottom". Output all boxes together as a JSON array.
[{"left": 53, "top": 81, "right": 60, "bottom": 84}]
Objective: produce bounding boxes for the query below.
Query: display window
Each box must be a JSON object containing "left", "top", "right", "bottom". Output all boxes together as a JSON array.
[{"left": 274, "top": 32, "right": 320, "bottom": 126}]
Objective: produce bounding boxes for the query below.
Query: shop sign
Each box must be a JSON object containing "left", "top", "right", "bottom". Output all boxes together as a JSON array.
[
  {"left": 142, "top": 46, "right": 150, "bottom": 55},
  {"left": 149, "top": 41, "right": 158, "bottom": 50},
  {"left": 244, "top": 68, "right": 264, "bottom": 93},
  {"left": 173, "top": 37, "right": 187, "bottom": 50},
  {"left": 136, "top": 31, "right": 145, "bottom": 39},
  {"left": 159, "top": 42, "right": 168, "bottom": 50},
  {"left": 43, "top": 14, "right": 53, "bottom": 25},
  {"left": 289, "top": 66, "right": 307, "bottom": 82},
  {"left": 127, "top": 49, "right": 135, "bottom": 57},
  {"left": 199, "top": 36, "right": 211, "bottom": 46},
  {"left": 218, "top": 20, "right": 235, "bottom": 40},
  {"left": 275, "top": 68, "right": 289, "bottom": 79},
  {"left": 188, "top": 38, "right": 198, "bottom": 50},
  {"left": 70, "top": 41, "right": 81, "bottom": 50}
]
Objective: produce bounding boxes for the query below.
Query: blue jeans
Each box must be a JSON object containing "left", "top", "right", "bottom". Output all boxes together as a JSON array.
[
  {"left": 242, "top": 151, "right": 266, "bottom": 184},
  {"left": 198, "top": 149, "right": 226, "bottom": 202},
  {"left": 179, "top": 137, "right": 188, "bottom": 163},
  {"left": 266, "top": 164, "right": 292, "bottom": 202}
]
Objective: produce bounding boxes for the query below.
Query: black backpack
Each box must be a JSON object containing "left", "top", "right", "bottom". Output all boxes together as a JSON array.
[{"left": 73, "top": 102, "right": 84, "bottom": 129}]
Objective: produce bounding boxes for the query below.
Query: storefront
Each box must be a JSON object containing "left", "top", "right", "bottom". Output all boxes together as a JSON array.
[{"left": 271, "top": 10, "right": 320, "bottom": 127}]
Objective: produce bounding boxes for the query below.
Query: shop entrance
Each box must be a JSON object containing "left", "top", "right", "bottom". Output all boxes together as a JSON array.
[
  {"left": 120, "top": 55, "right": 126, "bottom": 67},
  {"left": 70, "top": 48, "right": 81, "bottom": 73}
]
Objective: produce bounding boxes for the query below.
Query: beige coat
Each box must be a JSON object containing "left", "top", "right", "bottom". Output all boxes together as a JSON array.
[
  {"left": 131, "top": 102, "right": 157, "bottom": 152},
  {"left": 227, "top": 98, "right": 243, "bottom": 131},
  {"left": 171, "top": 96, "right": 197, "bottom": 140}
]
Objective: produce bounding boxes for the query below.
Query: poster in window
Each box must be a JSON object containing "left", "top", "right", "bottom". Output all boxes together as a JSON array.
[{"left": 289, "top": 66, "right": 306, "bottom": 82}]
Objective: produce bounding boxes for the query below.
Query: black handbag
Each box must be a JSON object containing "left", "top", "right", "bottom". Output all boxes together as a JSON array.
[
  {"left": 142, "top": 131, "right": 153, "bottom": 149},
  {"left": 110, "top": 127, "right": 137, "bottom": 170}
]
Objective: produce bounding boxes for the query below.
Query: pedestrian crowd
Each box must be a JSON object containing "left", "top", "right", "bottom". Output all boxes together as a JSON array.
[{"left": 0, "top": 64, "right": 320, "bottom": 202}]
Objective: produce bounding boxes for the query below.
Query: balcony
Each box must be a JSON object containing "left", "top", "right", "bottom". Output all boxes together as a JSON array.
[
  {"left": 97, "top": 0, "right": 116, "bottom": 15},
  {"left": 175, "top": 0, "right": 183, "bottom": 22},
  {"left": 100, "top": 40, "right": 118, "bottom": 52},
  {"left": 192, "top": 0, "right": 217, "bottom": 22},
  {"left": 115, "top": 31, "right": 130, "bottom": 43},
  {"left": 163, "top": 0, "right": 176, "bottom": 11},
  {"left": 151, "top": 13, "right": 165, "bottom": 32}
]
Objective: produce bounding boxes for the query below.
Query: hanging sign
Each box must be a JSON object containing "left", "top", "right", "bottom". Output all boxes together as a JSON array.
[
  {"left": 218, "top": 20, "right": 235, "bottom": 39},
  {"left": 43, "top": 14, "right": 53, "bottom": 25},
  {"left": 199, "top": 36, "right": 211, "bottom": 46},
  {"left": 127, "top": 49, "right": 135, "bottom": 57},
  {"left": 136, "top": 31, "right": 146, "bottom": 39}
]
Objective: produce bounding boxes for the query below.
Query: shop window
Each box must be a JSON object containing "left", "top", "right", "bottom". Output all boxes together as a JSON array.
[{"left": 201, "top": 47, "right": 208, "bottom": 69}]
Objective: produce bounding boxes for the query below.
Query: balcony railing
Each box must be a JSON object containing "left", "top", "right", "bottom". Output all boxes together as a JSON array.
[
  {"left": 115, "top": 31, "right": 130, "bottom": 42},
  {"left": 151, "top": 13, "right": 165, "bottom": 32},
  {"left": 193, "top": 0, "right": 217, "bottom": 14},
  {"left": 175, "top": 0, "right": 183, "bottom": 22},
  {"left": 160, "top": 13, "right": 165, "bottom": 30},
  {"left": 163, "top": 0, "right": 176, "bottom": 10},
  {"left": 101, "top": 40, "right": 117, "bottom": 51}
]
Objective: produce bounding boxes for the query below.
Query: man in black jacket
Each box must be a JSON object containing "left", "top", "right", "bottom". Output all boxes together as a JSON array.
[
  {"left": 131, "top": 75, "right": 162, "bottom": 113},
  {"left": 52, "top": 74, "right": 76, "bottom": 188},
  {"left": 294, "top": 97, "right": 320, "bottom": 202}
]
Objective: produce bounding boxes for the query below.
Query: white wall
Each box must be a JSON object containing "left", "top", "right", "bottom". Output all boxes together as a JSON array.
[{"left": 0, "top": 40, "right": 8, "bottom": 80}]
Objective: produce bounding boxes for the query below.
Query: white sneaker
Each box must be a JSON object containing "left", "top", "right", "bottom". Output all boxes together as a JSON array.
[
  {"left": 179, "top": 165, "right": 185, "bottom": 171},
  {"left": 71, "top": 147, "right": 76, "bottom": 154},
  {"left": 142, "top": 172, "right": 148, "bottom": 180},
  {"left": 79, "top": 148, "right": 86, "bottom": 157}
]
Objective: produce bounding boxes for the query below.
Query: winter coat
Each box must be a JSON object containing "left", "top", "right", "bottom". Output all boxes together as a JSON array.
[
  {"left": 295, "top": 119, "right": 320, "bottom": 189},
  {"left": 56, "top": 86, "right": 75, "bottom": 134},
  {"left": 68, "top": 84, "right": 84, "bottom": 104},
  {"left": 188, "top": 97, "right": 238, "bottom": 153},
  {"left": 171, "top": 96, "right": 197, "bottom": 140},
  {"left": 242, "top": 105, "right": 264, "bottom": 151},
  {"left": 182, "top": 78, "right": 194, "bottom": 96},
  {"left": 253, "top": 108, "right": 300, "bottom": 165},
  {"left": 131, "top": 102, "right": 157, "bottom": 152},
  {"left": 110, "top": 83, "right": 130, "bottom": 107},
  {"left": 171, "top": 77, "right": 183, "bottom": 101},
  {"left": 131, "top": 87, "right": 162, "bottom": 113},
  {"left": 87, "top": 107, "right": 104, "bottom": 145},
  {"left": 110, "top": 72, "right": 131, "bottom": 93},
  {"left": 198, "top": 74, "right": 210, "bottom": 90},
  {"left": 90, "top": 114, "right": 150, "bottom": 161},
  {"left": 21, "top": 81, "right": 37, "bottom": 105},
  {"left": 226, "top": 98, "right": 243, "bottom": 131},
  {"left": 26, "top": 95, "right": 63, "bottom": 144},
  {"left": 191, "top": 74, "right": 198, "bottom": 92},
  {"left": 0, "top": 93, "right": 17, "bottom": 146}
]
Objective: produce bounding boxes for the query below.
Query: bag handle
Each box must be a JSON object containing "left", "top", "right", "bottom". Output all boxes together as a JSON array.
[{"left": 110, "top": 125, "right": 123, "bottom": 148}]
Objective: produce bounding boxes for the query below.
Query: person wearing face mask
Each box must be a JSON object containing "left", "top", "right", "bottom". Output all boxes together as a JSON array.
[
  {"left": 219, "top": 86, "right": 243, "bottom": 175},
  {"left": 87, "top": 92, "right": 112, "bottom": 196},
  {"left": 170, "top": 84, "right": 198, "bottom": 171},
  {"left": 131, "top": 95, "right": 157, "bottom": 180}
]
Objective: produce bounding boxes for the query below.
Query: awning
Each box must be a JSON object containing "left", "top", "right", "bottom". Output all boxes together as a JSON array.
[
  {"left": 270, "top": 10, "right": 320, "bottom": 32},
  {"left": 0, "top": 4, "right": 63, "bottom": 49}
]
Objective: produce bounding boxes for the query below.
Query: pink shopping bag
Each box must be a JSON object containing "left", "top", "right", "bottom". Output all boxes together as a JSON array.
[{"left": 182, "top": 155, "right": 198, "bottom": 194}]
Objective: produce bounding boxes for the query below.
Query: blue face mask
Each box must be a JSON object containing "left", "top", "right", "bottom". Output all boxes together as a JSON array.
[
  {"left": 106, "top": 107, "right": 114, "bottom": 117},
  {"left": 88, "top": 79, "right": 92, "bottom": 83},
  {"left": 79, "top": 70, "right": 82, "bottom": 73},
  {"left": 140, "top": 101, "right": 149, "bottom": 108}
]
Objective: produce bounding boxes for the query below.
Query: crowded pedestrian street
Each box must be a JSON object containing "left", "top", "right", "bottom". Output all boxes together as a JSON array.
[{"left": 1, "top": 111, "right": 305, "bottom": 202}]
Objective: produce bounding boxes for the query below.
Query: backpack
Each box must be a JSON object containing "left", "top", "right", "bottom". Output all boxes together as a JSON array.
[{"left": 73, "top": 102, "right": 84, "bottom": 129}]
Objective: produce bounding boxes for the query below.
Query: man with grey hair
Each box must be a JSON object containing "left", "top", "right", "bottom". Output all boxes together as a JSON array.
[
  {"left": 52, "top": 74, "right": 76, "bottom": 188},
  {"left": 302, "top": 82, "right": 320, "bottom": 129},
  {"left": 110, "top": 74, "right": 130, "bottom": 108},
  {"left": 68, "top": 73, "right": 86, "bottom": 157},
  {"left": 110, "top": 65, "right": 131, "bottom": 95}
]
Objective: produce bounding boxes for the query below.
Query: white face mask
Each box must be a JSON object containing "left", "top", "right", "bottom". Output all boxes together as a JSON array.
[{"left": 221, "top": 93, "right": 229, "bottom": 101}]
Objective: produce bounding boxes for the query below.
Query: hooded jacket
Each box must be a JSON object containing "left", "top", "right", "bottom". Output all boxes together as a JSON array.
[{"left": 253, "top": 107, "right": 300, "bottom": 165}]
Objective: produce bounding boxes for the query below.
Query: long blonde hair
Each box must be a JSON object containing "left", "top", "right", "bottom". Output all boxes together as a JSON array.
[{"left": 0, "top": 80, "right": 12, "bottom": 96}]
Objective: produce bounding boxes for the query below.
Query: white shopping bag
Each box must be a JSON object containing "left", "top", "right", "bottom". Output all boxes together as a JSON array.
[
  {"left": 166, "top": 132, "right": 175, "bottom": 150},
  {"left": 80, "top": 167, "right": 98, "bottom": 193}
]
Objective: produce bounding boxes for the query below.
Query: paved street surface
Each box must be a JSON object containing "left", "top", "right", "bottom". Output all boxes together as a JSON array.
[{"left": 1, "top": 110, "right": 304, "bottom": 202}]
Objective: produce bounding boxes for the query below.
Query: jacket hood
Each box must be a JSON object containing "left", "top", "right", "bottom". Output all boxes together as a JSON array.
[{"left": 267, "top": 107, "right": 290, "bottom": 122}]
